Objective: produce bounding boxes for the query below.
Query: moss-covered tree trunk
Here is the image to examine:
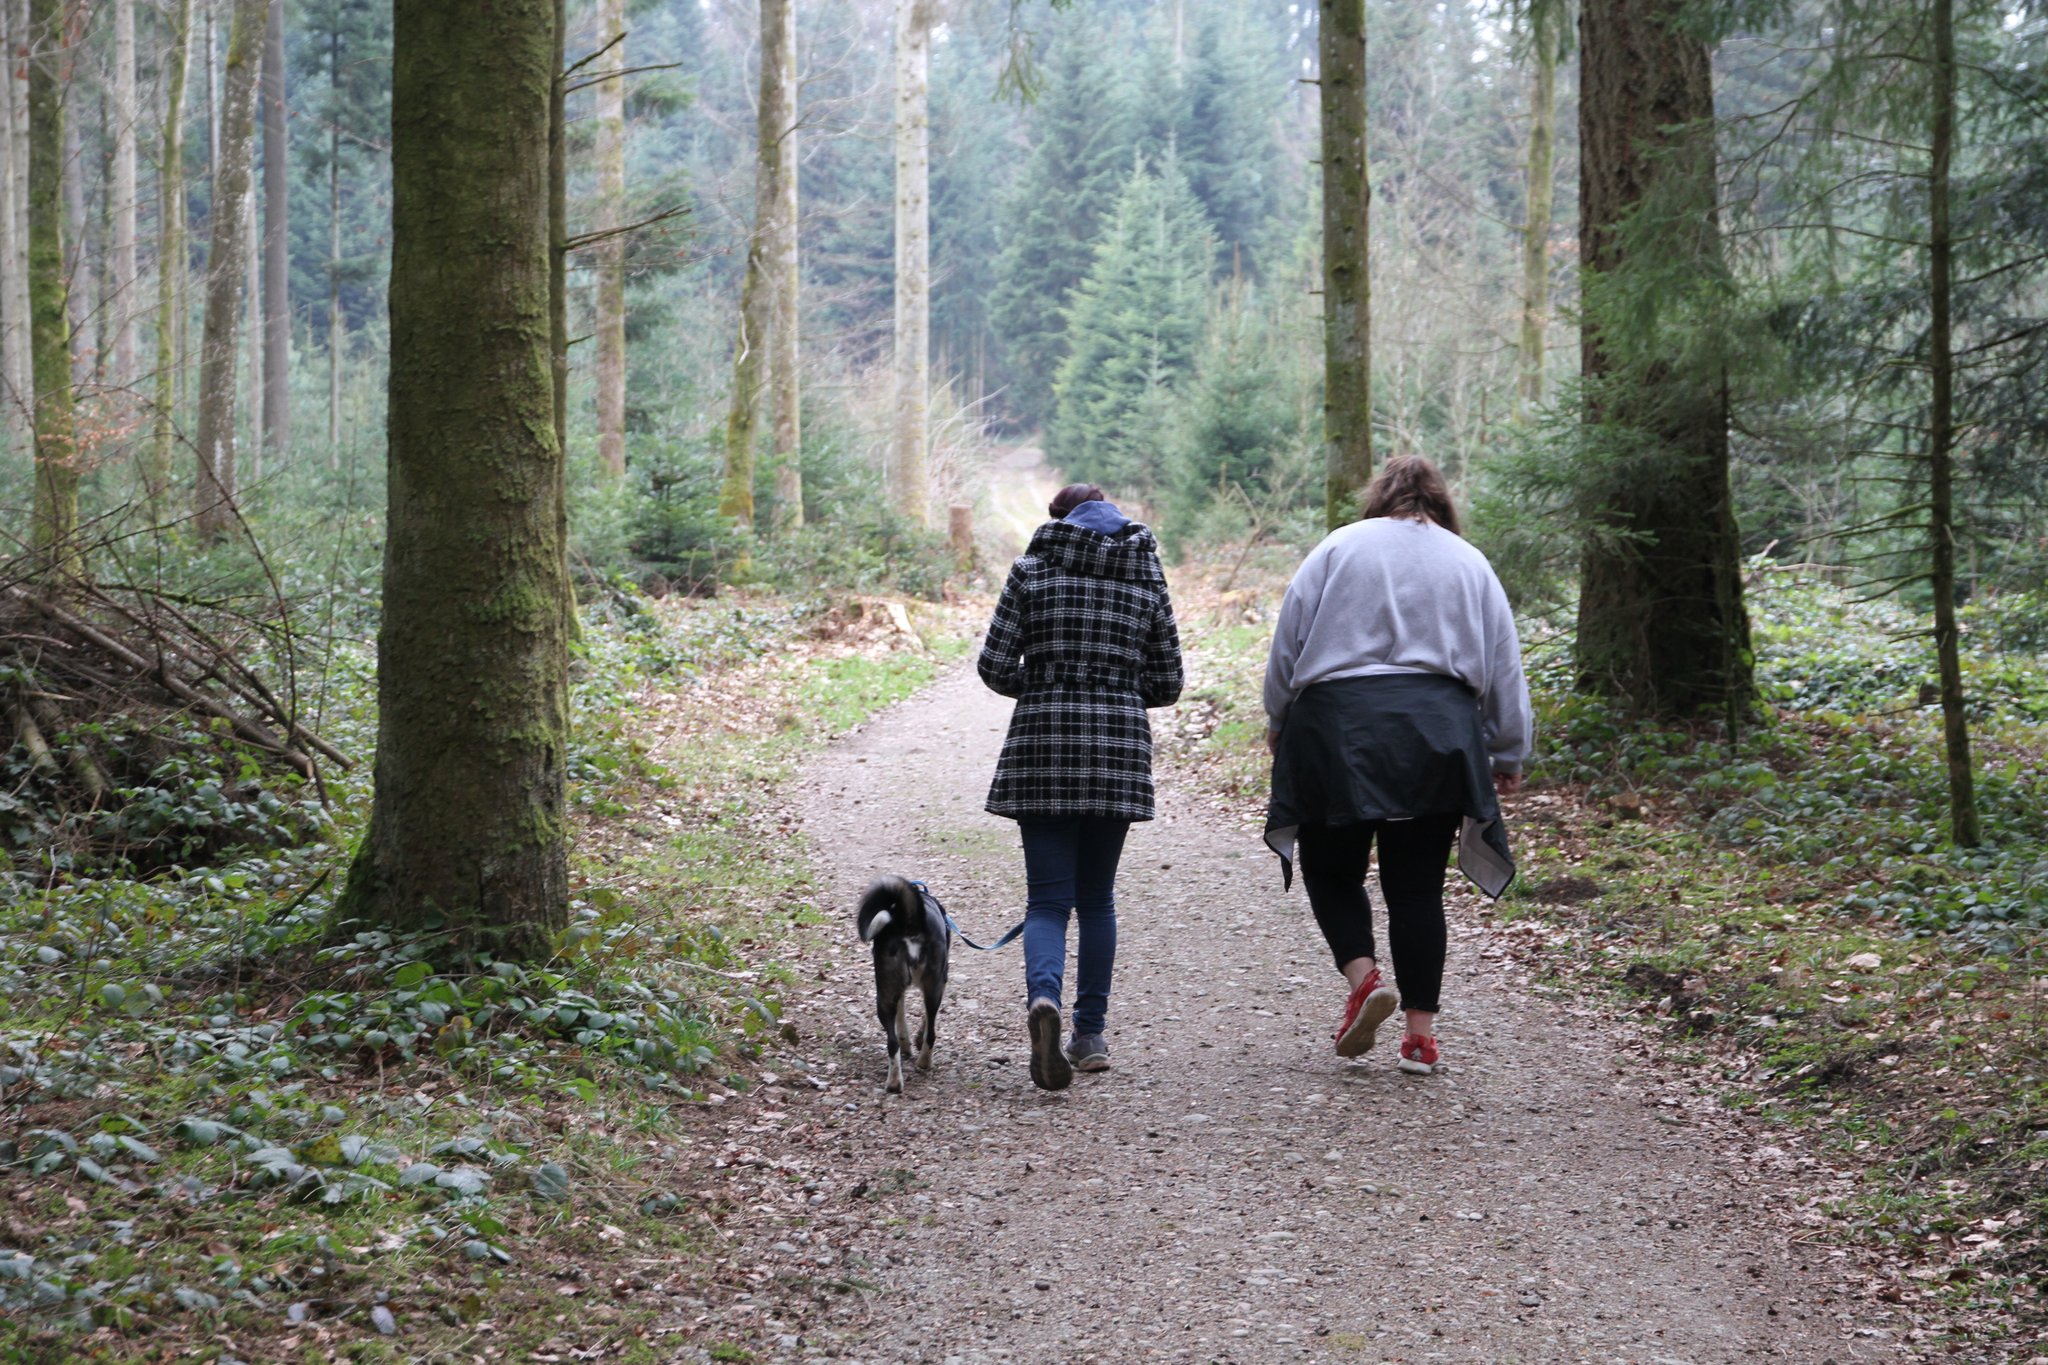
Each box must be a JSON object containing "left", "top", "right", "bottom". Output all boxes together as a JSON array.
[
  {"left": 764, "top": 0, "right": 802, "bottom": 529},
  {"left": 1319, "top": 0, "right": 1370, "bottom": 530},
  {"left": 191, "top": 0, "right": 265, "bottom": 541},
  {"left": 548, "top": 0, "right": 567, "bottom": 460},
  {"left": 260, "top": 0, "right": 288, "bottom": 455},
  {"left": 593, "top": 0, "right": 626, "bottom": 478},
  {"left": 1573, "top": 0, "right": 1753, "bottom": 716},
  {"left": 890, "top": 0, "right": 930, "bottom": 529},
  {"left": 336, "top": 0, "right": 568, "bottom": 959},
  {"left": 150, "top": 0, "right": 191, "bottom": 505},
  {"left": 26, "top": 0, "right": 76, "bottom": 564},
  {"left": 1516, "top": 4, "right": 1560, "bottom": 417},
  {"left": 1925, "top": 0, "right": 1977, "bottom": 847},
  {"left": 0, "top": 0, "right": 28, "bottom": 445}
]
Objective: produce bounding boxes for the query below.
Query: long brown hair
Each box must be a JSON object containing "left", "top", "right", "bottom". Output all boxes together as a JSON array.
[
  {"left": 1360, "top": 456, "right": 1461, "bottom": 535},
  {"left": 1048, "top": 483, "right": 1106, "bottom": 519}
]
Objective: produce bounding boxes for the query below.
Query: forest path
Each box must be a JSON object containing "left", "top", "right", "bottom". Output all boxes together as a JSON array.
[
  {"left": 984, "top": 442, "right": 1060, "bottom": 550},
  {"left": 782, "top": 663, "right": 1906, "bottom": 1364}
]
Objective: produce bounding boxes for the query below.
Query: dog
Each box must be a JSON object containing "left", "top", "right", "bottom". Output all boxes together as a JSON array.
[{"left": 856, "top": 876, "right": 950, "bottom": 1094}]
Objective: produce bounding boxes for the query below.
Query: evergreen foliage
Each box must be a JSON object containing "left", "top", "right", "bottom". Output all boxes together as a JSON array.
[
  {"left": 1048, "top": 155, "right": 1215, "bottom": 492},
  {"left": 988, "top": 24, "right": 1135, "bottom": 428}
]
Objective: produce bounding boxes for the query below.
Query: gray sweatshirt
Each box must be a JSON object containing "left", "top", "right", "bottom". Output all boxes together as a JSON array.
[{"left": 1262, "top": 518, "right": 1533, "bottom": 773}]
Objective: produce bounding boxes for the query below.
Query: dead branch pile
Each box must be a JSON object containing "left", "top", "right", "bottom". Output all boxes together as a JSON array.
[{"left": 1, "top": 572, "right": 349, "bottom": 875}]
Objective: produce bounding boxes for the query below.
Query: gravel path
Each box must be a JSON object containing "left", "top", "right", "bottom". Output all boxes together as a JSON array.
[{"left": 785, "top": 664, "right": 1904, "bottom": 1364}]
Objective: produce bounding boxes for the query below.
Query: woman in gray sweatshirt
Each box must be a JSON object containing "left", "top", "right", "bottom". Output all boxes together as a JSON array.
[{"left": 1262, "top": 456, "right": 1531, "bottom": 1075}]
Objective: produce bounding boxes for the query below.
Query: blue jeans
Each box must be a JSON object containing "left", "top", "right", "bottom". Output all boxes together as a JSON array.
[{"left": 1018, "top": 817, "right": 1131, "bottom": 1036}]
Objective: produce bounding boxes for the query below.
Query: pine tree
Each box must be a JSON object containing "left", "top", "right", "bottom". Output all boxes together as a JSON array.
[
  {"left": 1178, "top": 3, "right": 1280, "bottom": 271},
  {"left": 1050, "top": 155, "right": 1214, "bottom": 492},
  {"left": 988, "top": 26, "right": 1133, "bottom": 429}
]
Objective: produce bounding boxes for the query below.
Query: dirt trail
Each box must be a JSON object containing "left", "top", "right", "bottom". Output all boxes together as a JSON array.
[{"left": 779, "top": 664, "right": 1906, "bottom": 1364}]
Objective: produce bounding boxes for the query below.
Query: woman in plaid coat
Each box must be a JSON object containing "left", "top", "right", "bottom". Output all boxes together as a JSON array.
[{"left": 978, "top": 483, "right": 1183, "bottom": 1091}]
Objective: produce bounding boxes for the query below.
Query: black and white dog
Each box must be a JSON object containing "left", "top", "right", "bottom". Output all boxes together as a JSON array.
[{"left": 856, "top": 876, "right": 949, "bottom": 1094}]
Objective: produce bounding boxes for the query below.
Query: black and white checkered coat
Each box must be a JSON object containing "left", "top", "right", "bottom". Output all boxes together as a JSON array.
[{"left": 978, "top": 519, "right": 1183, "bottom": 821}]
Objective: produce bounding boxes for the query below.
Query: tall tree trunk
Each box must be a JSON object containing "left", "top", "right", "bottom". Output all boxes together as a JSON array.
[
  {"left": 1319, "top": 0, "right": 1370, "bottom": 530},
  {"left": 260, "top": 0, "right": 285, "bottom": 453},
  {"left": 326, "top": 115, "right": 339, "bottom": 452},
  {"left": 26, "top": 0, "right": 76, "bottom": 562},
  {"left": 108, "top": 0, "right": 136, "bottom": 396},
  {"left": 889, "top": 0, "right": 929, "bottom": 528},
  {"left": 592, "top": 0, "right": 625, "bottom": 478},
  {"left": 150, "top": 0, "right": 191, "bottom": 504},
  {"left": 0, "top": 0, "right": 28, "bottom": 446},
  {"left": 203, "top": 1, "right": 217, "bottom": 166},
  {"left": 718, "top": 0, "right": 776, "bottom": 533},
  {"left": 764, "top": 0, "right": 801, "bottom": 528},
  {"left": 1926, "top": 0, "right": 1977, "bottom": 847},
  {"left": 336, "top": 0, "right": 568, "bottom": 957},
  {"left": 191, "top": 0, "right": 262, "bottom": 540},
  {"left": 242, "top": 169, "right": 260, "bottom": 478},
  {"left": 1516, "top": 10, "right": 1558, "bottom": 416},
  {"left": 60, "top": 52, "right": 90, "bottom": 390},
  {"left": 547, "top": 0, "right": 566, "bottom": 460},
  {"left": 1573, "top": 0, "right": 1753, "bottom": 716}
]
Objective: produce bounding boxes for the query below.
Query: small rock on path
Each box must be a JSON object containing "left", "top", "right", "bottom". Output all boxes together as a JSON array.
[{"left": 787, "top": 665, "right": 1902, "bottom": 1363}]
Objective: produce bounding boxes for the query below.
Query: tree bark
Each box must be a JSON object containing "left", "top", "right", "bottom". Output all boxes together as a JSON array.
[
  {"left": 1516, "top": 7, "right": 1559, "bottom": 416},
  {"left": 150, "top": 0, "right": 191, "bottom": 505},
  {"left": 260, "top": 0, "right": 286, "bottom": 453},
  {"left": 191, "top": 0, "right": 263, "bottom": 540},
  {"left": 60, "top": 44, "right": 89, "bottom": 391},
  {"left": 1926, "top": 0, "right": 1977, "bottom": 847},
  {"left": 26, "top": 0, "right": 76, "bottom": 562},
  {"left": 764, "top": 0, "right": 801, "bottom": 528},
  {"left": 0, "top": 0, "right": 28, "bottom": 446},
  {"left": 547, "top": 0, "right": 566, "bottom": 460},
  {"left": 592, "top": 0, "right": 625, "bottom": 478},
  {"left": 1573, "top": 0, "right": 1753, "bottom": 717},
  {"left": 890, "top": 0, "right": 929, "bottom": 528},
  {"left": 243, "top": 167, "right": 261, "bottom": 479},
  {"left": 336, "top": 0, "right": 568, "bottom": 958},
  {"left": 109, "top": 0, "right": 137, "bottom": 396},
  {"left": 1319, "top": 0, "right": 1370, "bottom": 530}
]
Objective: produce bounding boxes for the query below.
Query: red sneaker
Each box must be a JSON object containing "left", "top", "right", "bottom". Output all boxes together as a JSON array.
[
  {"left": 1334, "top": 969, "right": 1400, "bottom": 1058},
  {"left": 1398, "top": 1032, "right": 1440, "bottom": 1075}
]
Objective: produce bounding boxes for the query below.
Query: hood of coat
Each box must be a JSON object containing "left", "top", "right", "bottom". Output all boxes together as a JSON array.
[{"left": 1026, "top": 511, "right": 1164, "bottom": 583}]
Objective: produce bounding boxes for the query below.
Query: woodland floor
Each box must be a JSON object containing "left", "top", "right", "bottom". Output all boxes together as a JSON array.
[{"left": 625, "top": 660, "right": 1950, "bottom": 1365}]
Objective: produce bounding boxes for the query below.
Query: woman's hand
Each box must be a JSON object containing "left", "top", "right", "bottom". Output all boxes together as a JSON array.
[
  {"left": 1494, "top": 771, "right": 1523, "bottom": 797},
  {"left": 1266, "top": 729, "right": 1279, "bottom": 755}
]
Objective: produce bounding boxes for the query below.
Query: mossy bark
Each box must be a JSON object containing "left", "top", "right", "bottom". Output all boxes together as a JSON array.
[
  {"left": 191, "top": 0, "right": 265, "bottom": 541},
  {"left": 1573, "top": 0, "right": 1753, "bottom": 717},
  {"left": 1925, "top": 0, "right": 1977, "bottom": 847},
  {"left": 764, "top": 0, "right": 802, "bottom": 529},
  {"left": 335, "top": 0, "right": 568, "bottom": 959},
  {"left": 26, "top": 0, "right": 77, "bottom": 565},
  {"left": 150, "top": 0, "right": 191, "bottom": 505},
  {"left": 593, "top": 0, "right": 626, "bottom": 478},
  {"left": 1319, "top": 0, "right": 1370, "bottom": 531},
  {"left": 260, "top": 0, "right": 288, "bottom": 454},
  {"left": 1517, "top": 11, "right": 1559, "bottom": 417}
]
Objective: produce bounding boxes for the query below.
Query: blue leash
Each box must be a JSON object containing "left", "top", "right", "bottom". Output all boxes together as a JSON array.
[{"left": 909, "top": 879, "right": 1026, "bottom": 952}]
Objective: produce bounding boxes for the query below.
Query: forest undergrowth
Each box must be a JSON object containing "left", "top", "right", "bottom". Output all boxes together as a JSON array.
[
  {"left": 0, "top": 580, "right": 980, "bottom": 1363},
  {"left": 1160, "top": 557, "right": 2048, "bottom": 1357}
]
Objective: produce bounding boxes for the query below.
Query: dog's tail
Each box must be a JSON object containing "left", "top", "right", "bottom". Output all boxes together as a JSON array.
[{"left": 857, "top": 875, "right": 921, "bottom": 943}]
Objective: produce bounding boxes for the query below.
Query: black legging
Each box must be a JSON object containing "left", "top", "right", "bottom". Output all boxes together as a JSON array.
[{"left": 1296, "top": 814, "right": 1460, "bottom": 1014}]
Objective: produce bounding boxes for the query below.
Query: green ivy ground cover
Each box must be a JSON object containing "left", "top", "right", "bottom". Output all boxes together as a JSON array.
[{"left": 0, "top": 588, "right": 969, "bottom": 1361}]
